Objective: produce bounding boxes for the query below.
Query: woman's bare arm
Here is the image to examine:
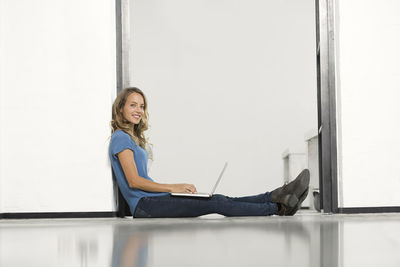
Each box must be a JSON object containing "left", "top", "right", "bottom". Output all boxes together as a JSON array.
[{"left": 118, "top": 149, "right": 197, "bottom": 193}]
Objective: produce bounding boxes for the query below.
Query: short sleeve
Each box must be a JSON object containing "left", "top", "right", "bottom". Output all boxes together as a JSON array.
[{"left": 110, "top": 131, "right": 137, "bottom": 159}]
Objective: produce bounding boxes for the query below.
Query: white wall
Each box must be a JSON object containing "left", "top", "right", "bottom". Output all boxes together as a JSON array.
[
  {"left": 129, "top": 0, "right": 318, "bottom": 196},
  {"left": 0, "top": 0, "right": 3, "bottom": 213},
  {"left": 336, "top": 0, "right": 400, "bottom": 207},
  {"left": 0, "top": 0, "right": 116, "bottom": 212}
]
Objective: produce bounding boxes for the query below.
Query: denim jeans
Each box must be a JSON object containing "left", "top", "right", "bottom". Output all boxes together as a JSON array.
[{"left": 133, "top": 193, "right": 278, "bottom": 218}]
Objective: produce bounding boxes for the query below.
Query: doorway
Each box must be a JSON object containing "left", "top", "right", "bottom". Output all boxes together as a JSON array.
[{"left": 115, "top": 0, "right": 338, "bottom": 213}]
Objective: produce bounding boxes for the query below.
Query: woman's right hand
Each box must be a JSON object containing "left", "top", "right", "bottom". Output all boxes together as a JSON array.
[{"left": 169, "top": 183, "right": 197, "bottom": 194}]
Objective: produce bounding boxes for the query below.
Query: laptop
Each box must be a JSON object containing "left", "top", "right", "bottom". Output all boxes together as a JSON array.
[{"left": 171, "top": 162, "right": 228, "bottom": 198}]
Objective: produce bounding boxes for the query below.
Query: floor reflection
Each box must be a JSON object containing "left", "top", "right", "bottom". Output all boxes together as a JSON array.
[
  {"left": 112, "top": 226, "right": 149, "bottom": 267},
  {"left": 0, "top": 220, "right": 114, "bottom": 267},
  {"left": 110, "top": 215, "right": 339, "bottom": 267},
  {"left": 1, "top": 213, "right": 400, "bottom": 267}
]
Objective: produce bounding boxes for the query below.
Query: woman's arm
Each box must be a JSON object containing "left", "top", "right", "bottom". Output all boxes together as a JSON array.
[{"left": 118, "top": 149, "right": 197, "bottom": 193}]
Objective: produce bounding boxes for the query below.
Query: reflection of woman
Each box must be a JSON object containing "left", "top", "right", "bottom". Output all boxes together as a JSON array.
[
  {"left": 109, "top": 87, "right": 310, "bottom": 218},
  {"left": 111, "top": 225, "right": 148, "bottom": 267}
]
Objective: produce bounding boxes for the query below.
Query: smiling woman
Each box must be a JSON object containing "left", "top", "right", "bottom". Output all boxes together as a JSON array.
[
  {"left": 121, "top": 93, "right": 145, "bottom": 124},
  {"left": 108, "top": 87, "right": 310, "bottom": 218},
  {"left": 111, "top": 87, "right": 149, "bottom": 149}
]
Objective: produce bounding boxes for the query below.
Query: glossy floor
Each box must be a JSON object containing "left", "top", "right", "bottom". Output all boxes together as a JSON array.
[{"left": 1, "top": 211, "right": 400, "bottom": 267}]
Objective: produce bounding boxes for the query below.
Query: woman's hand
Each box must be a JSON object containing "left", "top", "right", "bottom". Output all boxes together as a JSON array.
[{"left": 169, "top": 183, "right": 197, "bottom": 194}]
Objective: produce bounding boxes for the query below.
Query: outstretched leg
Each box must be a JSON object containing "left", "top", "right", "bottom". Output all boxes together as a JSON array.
[
  {"left": 133, "top": 194, "right": 279, "bottom": 218},
  {"left": 226, "top": 192, "right": 271, "bottom": 204}
]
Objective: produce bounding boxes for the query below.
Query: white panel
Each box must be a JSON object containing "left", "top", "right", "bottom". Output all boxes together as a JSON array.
[
  {"left": 336, "top": 0, "right": 400, "bottom": 207},
  {"left": 130, "top": 0, "right": 317, "bottom": 196},
  {"left": 0, "top": 0, "right": 4, "bottom": 213},
  {"left": 0, "top": 0, "right": 116, "bottom": 212}
]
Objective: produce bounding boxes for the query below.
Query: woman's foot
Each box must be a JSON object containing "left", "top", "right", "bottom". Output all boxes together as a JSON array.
[
  {"left": 286, "top": 187, "right": 309, "bottom": 216},
  {"left": 275, "top": 194, "right": 298, "bottom": 216},
  {"left": 270, "top": 169, "right": 310, "bottom": 203}
]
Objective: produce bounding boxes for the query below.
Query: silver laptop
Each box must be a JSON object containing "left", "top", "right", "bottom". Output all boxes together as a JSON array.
[{"left": 171, "top": 162, "right": 228, "bottom": 198}]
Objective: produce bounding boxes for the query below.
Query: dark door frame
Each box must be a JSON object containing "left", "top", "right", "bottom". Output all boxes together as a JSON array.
[{"left": 315, "top": 0, "right": 338, "bottom": 213}]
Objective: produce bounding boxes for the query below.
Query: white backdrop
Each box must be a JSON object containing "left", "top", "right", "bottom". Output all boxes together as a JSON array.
[
  {"left": 336, "top": 0, "right": 400, "bottom": 207},
  {"left": 0, "top": 0, "right": 116, "bottom": 212},
  {"left": 129, "top": 0, "right": 318, "bottom": 196}
]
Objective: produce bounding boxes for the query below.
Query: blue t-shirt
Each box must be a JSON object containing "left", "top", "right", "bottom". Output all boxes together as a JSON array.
[{"left": 109, "top": 130, "right": 168, "bottom": 215}]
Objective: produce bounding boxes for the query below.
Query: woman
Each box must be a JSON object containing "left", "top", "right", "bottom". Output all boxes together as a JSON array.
[{"left": 109, "top": 87, "right": 310, "bottom": 218}]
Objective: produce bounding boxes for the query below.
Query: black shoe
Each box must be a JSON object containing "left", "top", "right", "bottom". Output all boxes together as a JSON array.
[
  {"left": 270, "top": 169, "right": 310, "bottom": 202},
  {"left": 286, "top": 187, "right": 309, "bottom": 216},
  {"left": 275, "top": 194, "right": 298, "bottom": 216}
]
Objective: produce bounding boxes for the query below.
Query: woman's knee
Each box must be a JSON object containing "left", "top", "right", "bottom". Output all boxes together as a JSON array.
[{"left": 212, "top": 194, "right": 229, "bottom": 202}]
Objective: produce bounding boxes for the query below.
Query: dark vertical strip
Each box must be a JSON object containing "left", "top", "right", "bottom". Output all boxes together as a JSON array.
[
  {"left": 320, "top": 0, "right": 332, "bottom": 213},
  {"left": 116, "top": 0, "right": 123, "bottom": 94},
  {"left": 114, "top": 0, "right": 124, "bottom": 217},
  {"left": 315, "top": 0, "right": 324, "bottom": 212},
  {"left": 327, "top": 0, "right": 338, "bottom": 213},
  {"left": 315, "top": 0, "right": 338, "bottom": 213}
]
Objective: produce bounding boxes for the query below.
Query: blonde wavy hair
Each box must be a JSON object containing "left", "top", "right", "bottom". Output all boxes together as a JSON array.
[{"left": 111, "top": 87, "right": 149, "bottom": 149}]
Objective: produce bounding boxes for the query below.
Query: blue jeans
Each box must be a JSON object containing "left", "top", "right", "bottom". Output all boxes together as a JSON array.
[{"left": 133, "top": 193, "right": 278, "bottom": 218}]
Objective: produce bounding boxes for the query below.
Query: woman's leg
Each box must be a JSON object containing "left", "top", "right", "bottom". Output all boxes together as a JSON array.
[
  {"left": 226, "top": 192, "right": 273, "bottom": 204},
  {"left": 226, "top": 169, "right": 311, "bottom": 205},
  {"left": 133, "top": 194, "right": 278, "bottom": 218}
]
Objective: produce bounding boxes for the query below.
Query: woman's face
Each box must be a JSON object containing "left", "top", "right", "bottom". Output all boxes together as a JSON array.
[{"left": 121, "top": 92, "right": 145, "bottom": 125}]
